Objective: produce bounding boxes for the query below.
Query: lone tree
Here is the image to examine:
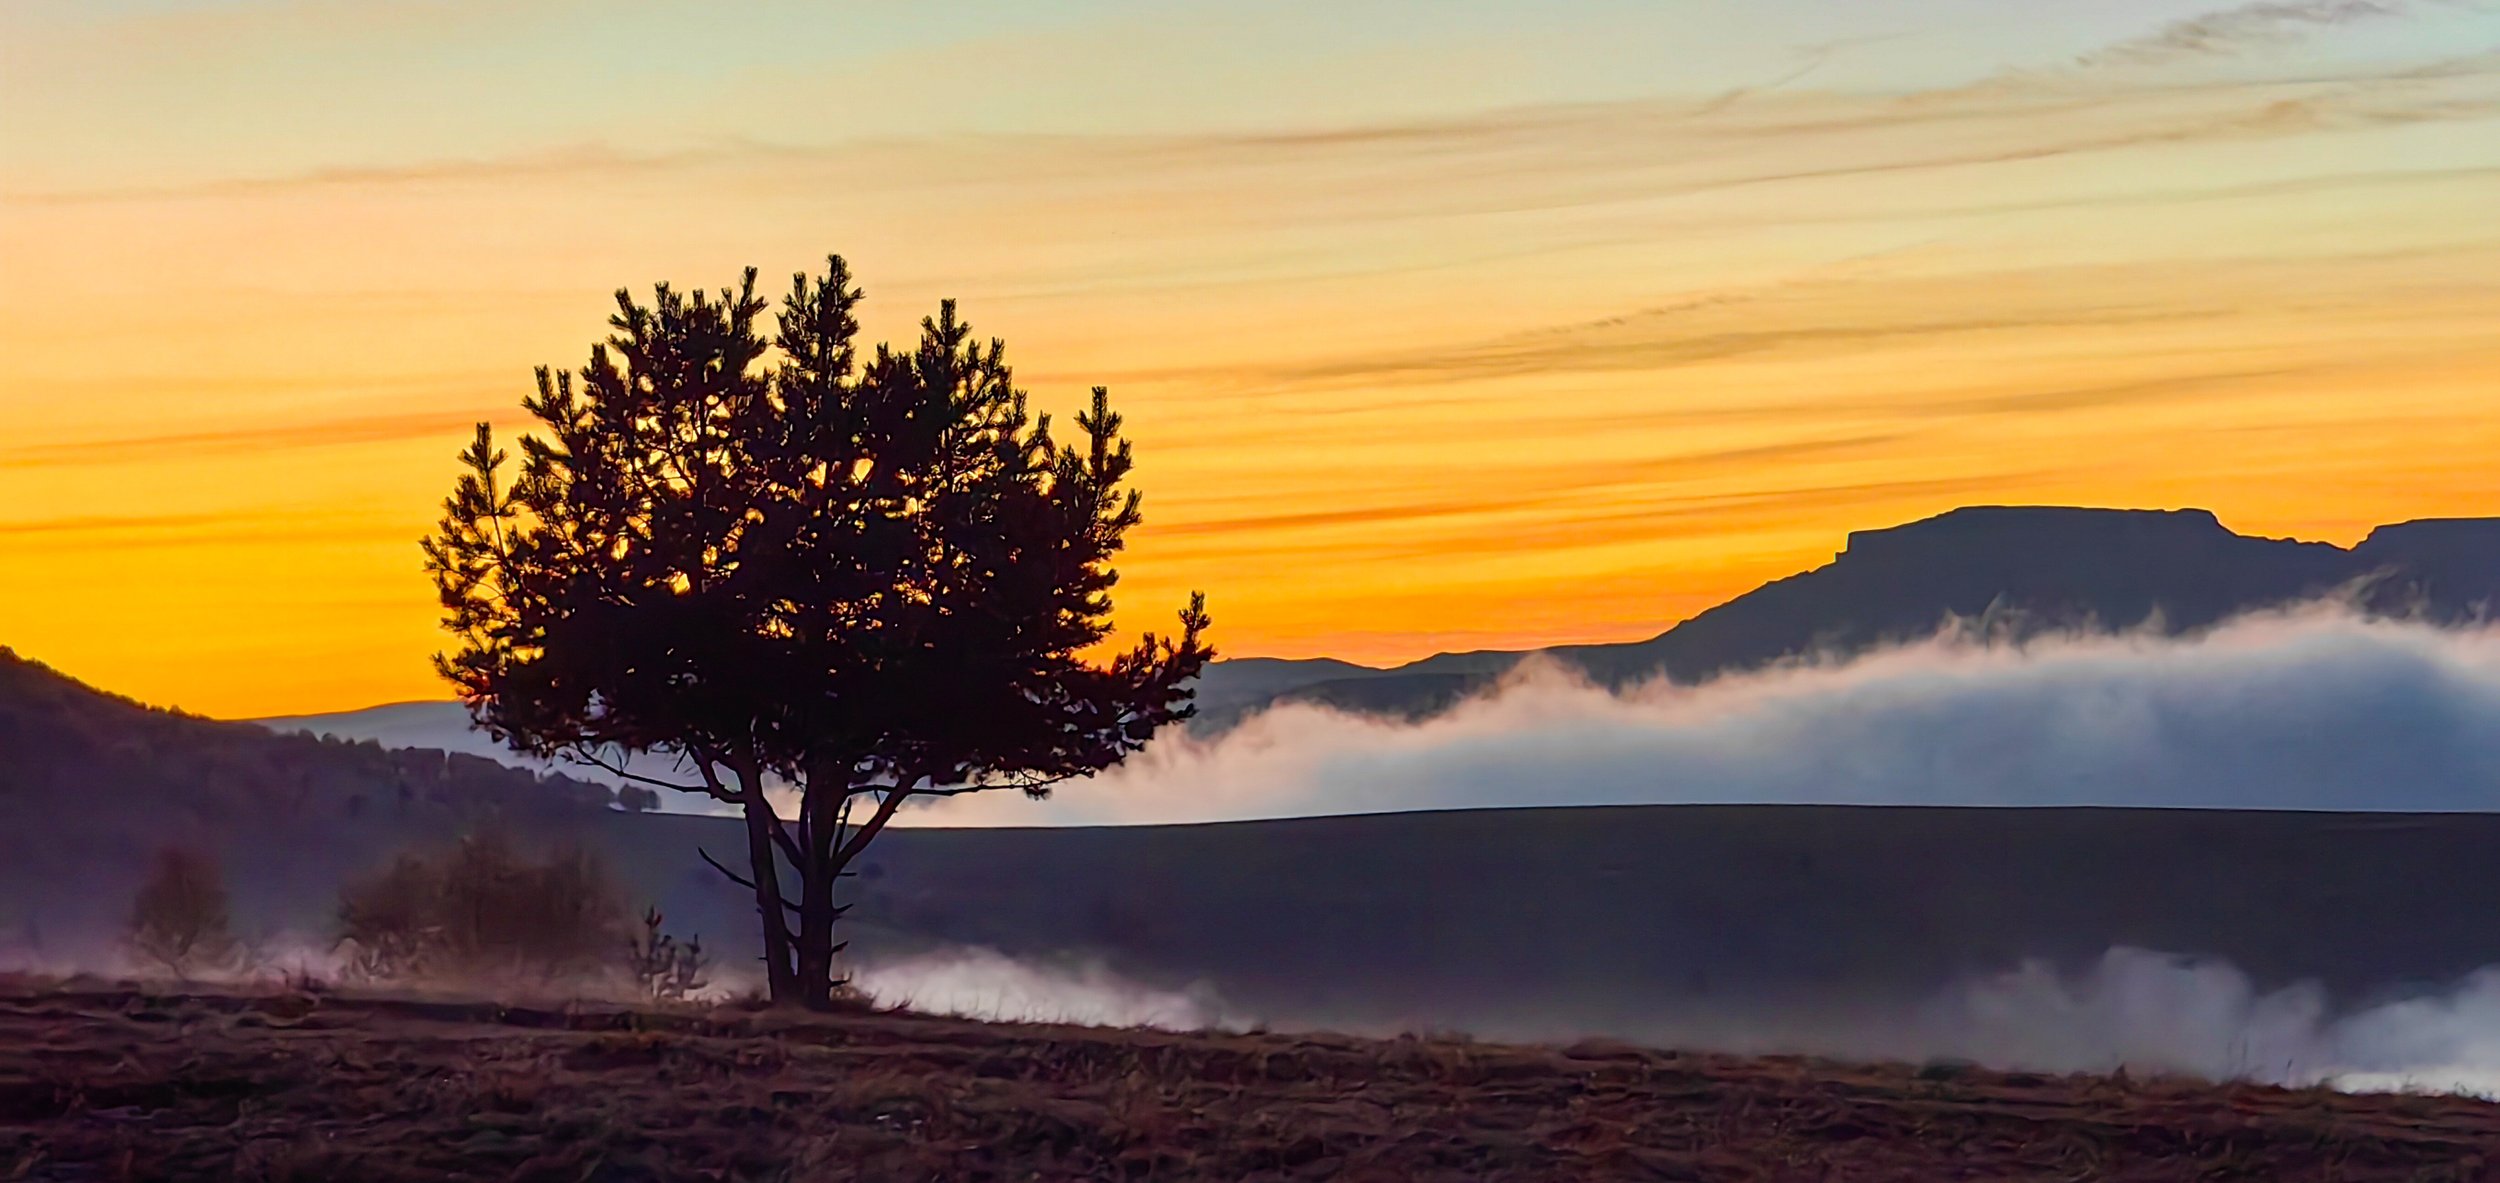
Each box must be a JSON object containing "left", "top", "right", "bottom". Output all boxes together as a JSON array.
[
  {"left": 423, "top": 255, "right": 1210, "bottom": 1008},
  {"left": 128, "top": 845, "right": 237, "bottom": 978}
]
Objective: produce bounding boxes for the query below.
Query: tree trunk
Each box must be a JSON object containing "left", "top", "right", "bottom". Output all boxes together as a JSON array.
[
  {"left": 793, "top": 866, "right": 841, "bottom": 1010},
  {"left": 736, "top": 785, "right": 798, "bottom": 1004},
  {"left": 793, "top": 828, "right": 839, "bottom": 1010},
  {"left": 793, "top": 782, "right": 918, "bottom": 1009},
  {"left": 793, "top": 763, "right": 846, "bottom": 1011}
]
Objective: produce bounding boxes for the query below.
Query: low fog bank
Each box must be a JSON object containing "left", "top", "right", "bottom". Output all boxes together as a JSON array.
[
  {"left": 843, "top": 943, "right": 2500, "bottom": 1096},
  {"left": 850, "top": 948, "right": 1246, "bottom": 1031},
  {"left": 17, "top": 923, "right": 2500, "bottom": 1096},
  {"left": 14, "top": 936, "right": 2500, "bottom": 1096},
  {"left": 922, "top": 607, "right": 2500, "bottom": 826},
  {"left": 1693, "top": 946, "right": 2500, "bottom": 1097}
]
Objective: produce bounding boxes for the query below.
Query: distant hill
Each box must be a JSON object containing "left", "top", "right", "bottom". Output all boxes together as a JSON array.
[
  {"left": 251, "top": 653, "right": 1403, "bottom": 780},
  {"left": 0, "top": 648, "right": 630, "bottom": 949},
  {"left": 0, "top": 648, "right": 625, "bottom": 823},
  {"left": 251, "top": 699, "right": 622, "bottom": 788},
  {"left": 254, "top": 505, "right": 2500, "bottom": 759}
]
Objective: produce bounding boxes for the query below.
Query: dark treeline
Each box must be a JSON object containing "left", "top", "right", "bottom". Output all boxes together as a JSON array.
[{"left": 0, "top": 648, "right": 626, "bottom": 956}]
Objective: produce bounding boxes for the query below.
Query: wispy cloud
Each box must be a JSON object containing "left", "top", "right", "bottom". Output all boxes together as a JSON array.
[
  {"left": 0, "top": 505, "right": 402, "bottom": 553},
  {"left": 1142, "top": 474, "right": 2039, "bottom": 567},
  {"left": 0, "top": 510, "right": 233, "bottom": 538},
  {"left": 1153, "top": 434, "right": 1917, "bottom": 542},
  {"left": 2080, "top": 0, "right": 2417, "bottom": 69},
  {"left": 0, "top": 407, "right": 511, "bottom": 469},
  {"left": 1242, "top": 305, "right": 2214, "bottom": 392},
  {"left": 0, "top": 143, "right": 730, "bottom": 206},
  {"left": 13, "top": 47, "right": 2496, "bottom": 214}
]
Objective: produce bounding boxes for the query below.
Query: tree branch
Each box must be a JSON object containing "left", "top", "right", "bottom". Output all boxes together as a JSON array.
[
  {"left": 835, "top": 786, "right": 918, "bottom": 866},
  {"left": 571, "top": 749, "right": 740, "bottom": 804},
  {"left": 909, "top": 778, "right": 1070, "bottom": 798},
  {"left": 821, "top": 768, "right": 1069, "bottom": 800},
  {"left": 698, "top": 847, "right": 799, "bottom": 918},
  {"left": 718, "top": 754, "right": 808, "bottom": 870},
  {"left": 684, "top": 744, "right": 739, "bottom": 804},
  {"left": 768, "top": 815, "right": 805, "bottom": 870}
]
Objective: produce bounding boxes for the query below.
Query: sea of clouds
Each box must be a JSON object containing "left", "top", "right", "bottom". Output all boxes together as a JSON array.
[
  {"left": 849, "top": 608, "right": 2500, "bottom": 1093},
  {"left": 916, "top": 606, "right": 2500, "bottom": 826}
]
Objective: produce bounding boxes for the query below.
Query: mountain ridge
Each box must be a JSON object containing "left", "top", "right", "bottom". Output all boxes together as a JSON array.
[{"left": 1186, "top": 504, "right": 2500, "bottom": 726}]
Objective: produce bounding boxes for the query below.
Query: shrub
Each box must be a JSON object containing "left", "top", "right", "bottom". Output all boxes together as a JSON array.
[
  {"left": 624, "top": 907, "right": 710, "bottom": 1002},
  {"left": 127, "top": 845, "right": 237, "bottom": 978},
  {"left": 336, "top": 831, "right": 625, "bottom": 984}
]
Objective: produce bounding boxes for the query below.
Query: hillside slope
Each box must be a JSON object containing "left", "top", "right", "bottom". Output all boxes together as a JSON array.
[{"left": 0, "top": 648, "right": 627, "bottom": 951}]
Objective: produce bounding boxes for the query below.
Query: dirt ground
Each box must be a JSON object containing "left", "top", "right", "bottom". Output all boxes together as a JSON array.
[{"left": 1, "top": 978, "right": 2496, "bottom": 1182}]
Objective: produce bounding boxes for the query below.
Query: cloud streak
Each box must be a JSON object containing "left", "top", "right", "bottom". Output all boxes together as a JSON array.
[
  {"left": 1242, "top": 305, "right": 2220, "bottom": 392},
  {"left": 0, "top": 407, "right": 509, "bottom": 469},
  {"left": 14, "top": 46, "right": 2496, "bottom": 214},
  {"left": 0, "top": 143, "right": 727, "bottom": 207},
  {"left": 2081, "top": 0, "right": 2416, "bottom": 69},
  {"left": 1151, "top": 434, "right": 1915, "bottom": 541},
  {"left": 0, "top": 506, "right": 396, "bottom": 551}
]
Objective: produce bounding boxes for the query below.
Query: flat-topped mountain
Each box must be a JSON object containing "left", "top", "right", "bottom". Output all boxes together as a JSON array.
[
  {"left": 260, "top": 505, "right": 2500, "bottom": 753},
  {"left": 1193, "top": 506, "right": 2500, "bottom": 726}
]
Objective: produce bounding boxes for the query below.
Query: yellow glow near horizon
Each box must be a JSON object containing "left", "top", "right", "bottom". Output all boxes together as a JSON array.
[{"left": 5, "top": 1, "right": 2499, "bottom": 716}]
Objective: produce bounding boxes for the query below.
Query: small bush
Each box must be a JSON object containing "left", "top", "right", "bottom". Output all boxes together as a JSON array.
[
  {"left": 625, "top": 907, "right": 710, "bottom": 1002},
  {"left": 127, "top": 845, "right": 238, "bottom": 978},
  {"left": 336, "top": 831, "right": 625, "bottom": 985}
]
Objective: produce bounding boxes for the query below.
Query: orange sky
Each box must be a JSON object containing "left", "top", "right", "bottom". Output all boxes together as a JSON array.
[{"left": 5, "top": 1, "right": 2499, "bottom": 717}]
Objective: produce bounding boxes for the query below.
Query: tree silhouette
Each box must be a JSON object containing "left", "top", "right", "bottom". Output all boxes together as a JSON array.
[
  {"left": 127, "top": 845, "right": 237, "bottom": 979},
  {"left": 423, "top": 256, "right": 1210, "bottom": 1008}
]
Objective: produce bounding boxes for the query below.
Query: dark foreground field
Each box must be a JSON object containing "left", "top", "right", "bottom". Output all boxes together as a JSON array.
[{"left": 2, "top": 982, "right": 2496, "bottom": 1182}]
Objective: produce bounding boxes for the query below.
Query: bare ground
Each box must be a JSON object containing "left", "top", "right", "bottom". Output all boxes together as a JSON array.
[{"left": 1, "top": 978, "right": 2496, "bottom": 1182}]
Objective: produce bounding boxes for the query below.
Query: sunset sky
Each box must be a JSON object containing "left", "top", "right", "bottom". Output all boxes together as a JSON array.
[{"left": 5, "top": 0, "right": 2499, "bottom": 717}]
